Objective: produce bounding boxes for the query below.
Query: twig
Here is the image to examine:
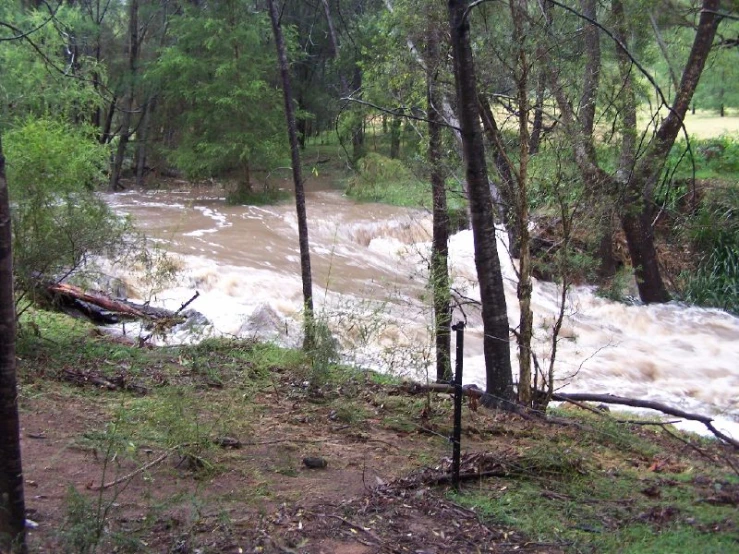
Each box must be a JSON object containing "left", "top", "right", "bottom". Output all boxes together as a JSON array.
[
  {"left": 240, "top": 437, "right": 332, "bottom": 446},
  {"left": 87, "top": 444, "right": 184, "bottom": 491}
]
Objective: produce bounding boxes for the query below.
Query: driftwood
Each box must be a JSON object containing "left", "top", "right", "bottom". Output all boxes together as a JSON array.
[{"left": 397, "top": 383, "right": 738, "bottom": 449}]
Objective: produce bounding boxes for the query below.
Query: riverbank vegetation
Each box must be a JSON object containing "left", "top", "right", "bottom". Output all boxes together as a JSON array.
[{"left": 15, "top": 309, "right": 739, "bottom": 553}]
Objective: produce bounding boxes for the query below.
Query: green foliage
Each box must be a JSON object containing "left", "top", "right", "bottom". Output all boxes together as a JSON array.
[
  {"left": 346, "top": 153, "right": 427, "bottom": 207},
  {"left": 306, "top": 318, "right": 340, "bottom": 389},
  {"left": 151, "top": 3, "right": 287, "bottom": 183},
  {"left": 0, "top": 3, "right": 104, "bottom": 125},
  {"left": 5, "top": 118, "right": 131, "bottom": 307},
  {"left": 680, "top": 185, "right": 739, "bottom": 314}
]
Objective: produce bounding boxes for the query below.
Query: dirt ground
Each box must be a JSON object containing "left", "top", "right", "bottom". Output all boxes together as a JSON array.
[
  {"left": 20, "top": 378, "right": 565, "bottom": 553},
  {"left": 15, "top": 335, "right": 739, "bottom": 554}
]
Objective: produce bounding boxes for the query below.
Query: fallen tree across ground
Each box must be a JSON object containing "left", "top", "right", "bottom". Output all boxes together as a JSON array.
[
  {"left": 40, "top": 283, "right": 199, "bottom": 330},
  {"left": 397, "top": 382, "right": 739, "bottom": 450}
]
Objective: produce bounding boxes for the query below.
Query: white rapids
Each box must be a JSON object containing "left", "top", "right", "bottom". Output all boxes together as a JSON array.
[{"left": 102, "top": 187, "right": 739, "bottom": 439}]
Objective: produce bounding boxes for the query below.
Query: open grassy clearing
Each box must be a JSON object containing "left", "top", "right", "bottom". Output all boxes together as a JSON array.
[{"left": 15, "top": 310, "right": 739, "bottom": 553}]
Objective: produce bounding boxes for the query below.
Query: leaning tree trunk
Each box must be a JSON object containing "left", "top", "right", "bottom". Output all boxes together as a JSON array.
[
  {"left": 0, "top": 135, "right": 28, "bottom": 554},
  {"left": 267, "top": 0, "right": 315, "bottom": 350},
  {"left": 618, "top": 0, "right": 720, "bottom": 303},
  {"left": 448, "top": 0, "right": 514, "bottom": 405},
  {"left": 426, "top": 24, "right": 451, "bottom": 383}
]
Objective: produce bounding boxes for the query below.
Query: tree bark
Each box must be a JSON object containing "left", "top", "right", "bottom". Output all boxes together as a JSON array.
[
  {"left": 0, "top": 135, "right": 28, "bottom": 554},
  {"left": 351, "top": 65, "right": 365, "bottom": 162},
  {"left": 448, "top": 0, "right": 513, "bottom": 404},
  {"left": 426, "top": 24, "right": 451, "bottom": 383},
  {"left": 267, "top": 0, "right": 315, "bottom": 350},
  {"left": 579, "top": 0, "right": 600, "bottom": 141}
]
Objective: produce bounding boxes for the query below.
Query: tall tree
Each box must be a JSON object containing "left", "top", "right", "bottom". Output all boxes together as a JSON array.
[
  {"left": 426, "top": 19, "right": 451, "bottom": 382},
  {"left": 152, "top": 0, "right": 285, "bottom": 189},
  {"left": 448, "top": 0, "right": 513, "bottom": 404},
  {"left": 267, "top": 0, "right": 315, "bottom": 350},
  {"left": 0, "top": 133, "right": 27, "bottom": 554}
]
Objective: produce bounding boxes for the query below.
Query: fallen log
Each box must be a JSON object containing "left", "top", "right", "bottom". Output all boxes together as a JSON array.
[
  {"left": 43, "top": 282, "right": 191, "bottom": 324},
  {"left": 552, "top": 393, "right": 739, "bottom": 450},
  {"left": 395, "top": 383, "right": 738, "bottom": 449},
  {"left": 48, "top": 283, "right": 148, "bottom": 319}
]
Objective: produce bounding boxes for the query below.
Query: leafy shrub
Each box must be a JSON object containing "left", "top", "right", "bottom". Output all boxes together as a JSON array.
[
  {"left": 680, "top": 185, "right": 739, "bottom": 314},
  {"left": 346, "top": 153, "right": 428, "bottom": 207},
  {"left": 5, "top": 118, "right": 131, "bottom": 309}
]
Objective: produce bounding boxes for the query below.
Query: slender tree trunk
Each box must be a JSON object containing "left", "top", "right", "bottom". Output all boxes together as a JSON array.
[
  {"left": 426, "top": 25, "right": 451, "bottom": 383},
  {"left": 529, "top": 0, "right": 552, "bottom": 155},
  {"left": 99, "top": 95, "right": 117, "bottom": 145},
  {"left": 267, "top": 0, "right": 315, "bottom": 350},
  {"left": 389, "top": 114, "right": 402, "bottom": 159},
  {"left": 0, "top": 135, "right": 28, "bottom": 554},
  {"left": 135, "top": 96, "right": 156, "bottom": 188},
  {"left": 448, "top": 0, "right": 513, "bottom": 404},
  {"left": 110, "top": 0, "right": 139, "bottom": 191},
  {"left": 579, "top": 0, "right": 600, "bottom": 141},
  {"left": 612, "top": 0, "right": 670, "bottom": 302},
  {"left": 528, "top": 74, "right": 546, "bottom": 155},
  {"left": 351, "top": 66, "right": 365, "bottom": 162},
  {"left": 510, "top": 0, "right": 533, "bottom": 407}
]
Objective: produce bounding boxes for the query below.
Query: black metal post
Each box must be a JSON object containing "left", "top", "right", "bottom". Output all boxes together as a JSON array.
[{"left": 451, "top": 321, "right": 465, "bottom": 490}]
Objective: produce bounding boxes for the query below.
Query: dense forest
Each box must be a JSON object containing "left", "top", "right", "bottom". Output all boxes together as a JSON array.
[{"left": 1, "top": 0, "right": 738, "bottom": 552}]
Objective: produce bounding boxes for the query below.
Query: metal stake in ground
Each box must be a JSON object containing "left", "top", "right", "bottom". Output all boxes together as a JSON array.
[{"left": 451, "top": 321, "right": 465, "bottom": 490}]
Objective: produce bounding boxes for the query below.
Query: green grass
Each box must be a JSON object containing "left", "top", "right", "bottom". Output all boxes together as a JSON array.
[{"left": 448, "top": 427, "right": 738, "bottom": 553}]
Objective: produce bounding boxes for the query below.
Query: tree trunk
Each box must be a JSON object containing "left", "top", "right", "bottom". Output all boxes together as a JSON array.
[
  {"left": 478, "top": 95, "right": 521, "bottom": 257},
  {"left": 389, "top": 115, "right": 402, "bottom": 159},
  {"left": 579, "top": 0, "right": 600, "bottom": 140},
  {"left": 267, "top": 0, "right": 315, "bottom": 350},
  {"left": 99, "top": 95, "right": 117, "bottom": 145},
  {"left": 620, "top": 207, "right": 669, "bottom": 302},
  {"left": 529, "top": 0, "right": 552, "bottom": 155},
  {"left": 135, "top": 95, "right": 156, "bottom": 188},
  {"left": 0, "top": 135, "right": 28, "bottom": 554},
  {"left": 351, "top": 65, "right": 365, "bottom": 162},
  {"left": 426, "top": 25, "right": 451, "bottom": 383},
  {"left": 510, "top": 0, "right": 533, "bottom": 407},
  {"left": 448, "top": 0, "right": 514, "bottom": 405},
  {"left": 110, "top": 0, "right": 139, "bottom": 191}
]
